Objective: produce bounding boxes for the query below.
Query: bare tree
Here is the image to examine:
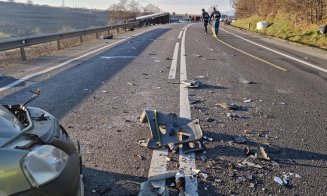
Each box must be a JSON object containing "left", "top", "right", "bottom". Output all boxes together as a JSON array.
[
  {"left": 142, "top": 4, "right": 161, "bottom": 14},
  {"left": 27, "top": 0, "right": 33, "bottom": 4}
]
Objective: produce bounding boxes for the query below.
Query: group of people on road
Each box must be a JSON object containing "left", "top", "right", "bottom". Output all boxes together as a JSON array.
[{"left": 201, "top": 7, "right": 221, "bottom": 36}]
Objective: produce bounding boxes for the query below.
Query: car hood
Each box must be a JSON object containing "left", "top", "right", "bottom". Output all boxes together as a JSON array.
[{"left": 0, "top": 105, "right": 24, "bottom": 146}]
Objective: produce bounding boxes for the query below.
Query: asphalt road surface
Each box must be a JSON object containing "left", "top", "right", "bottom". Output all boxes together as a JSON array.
[{"left": 1, "top": 23, "right": 327, "bottom": 195}]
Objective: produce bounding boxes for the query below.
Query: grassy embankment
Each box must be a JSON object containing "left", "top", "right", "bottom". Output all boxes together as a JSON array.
[{"left": 232, "top": 14, "right": 327, "bottom": 49}]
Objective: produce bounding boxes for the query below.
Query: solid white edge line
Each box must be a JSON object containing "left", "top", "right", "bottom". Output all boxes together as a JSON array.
[
  {"left": 221, "top": 28, "right": 327, "bottom": 73},
  {"left": 179, "top": 24, "right": 198, "bottom": 196},
  {"left": 148, "top": 148, "right": 169, "bottom": 189},
  {"left": 0, "top": 27, "right": 156, "bottom": 92},
  {"left": 168, "top": 42, "right": 180, "bottom": 79},
  {"left": 178, "top": 31, "right": 183, "bottom": 39}
]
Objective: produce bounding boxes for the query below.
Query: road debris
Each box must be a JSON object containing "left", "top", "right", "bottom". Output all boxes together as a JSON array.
[
  {"left": 136, "top": 139, "right": 149, "bottom": 147},
  {"left": 243, "top": 99, "right": 253, "bottom": 103},
  {"left": 227, "top": 113, "right": 245, "bottom": 119},
  {"left": 274, "top": 176, "right": 289, "bottom": 186},
  {"left": 181, "top": 80, "right": 201, "bottom": 88},
  {"left": 203, "top": 136, "right": 213, "bottom": 142},
  {"left": 199, "top": 173, "right": 208, "bottom": 181},
  {"left": 193, "top": 54, "right": 203, "bottom": 57},
  {"left": 196, "top": 75, "right": 205, "bottom": 79},
  {"left": 175, "top": 172, "right": 186, "bottom": 196},
  {"left": 241, "top": 155, "right": 263, "bottom": 169},
  {"left": 216, "top": 103, "right": 246, "bottom": 111},
  {"left": 240, "top": 79, "right": 255, "bottom": 84},
  {"left": 140, "top": 110, "right": 203, "bottom": 149},
  {"left": 256, "top": 146, "right": 270, "bottom": 160},
  {"left": 148, "top": 170, "right": 177, "bottom": 181}
]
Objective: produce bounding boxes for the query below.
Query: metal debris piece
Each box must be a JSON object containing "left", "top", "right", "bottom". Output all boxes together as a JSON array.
[
  {"left": 274, "top": 176, "right": 289, "bottom": 186},
  {"left": 243, "top": 99, "right": 253, "bottom": 103},
  {"left": 183, "top": 141, "right": 204, "bottom": 154},
  {"left": 241, "top": 155, "right": 263, "bottom": 169},
  {"left": 227, "top": 113, "right": 245, "bottom": 119},
  {"left": 175, "top": 172, "right": 186, "bottom": 196},
  {"left": 136, "top": 139, "right": 149, "bottom": 147},
  {"left": 148, "top": 170, "right": 178, "bottom": 181},
  {"left": 196, "top": 75, "right": 205, "bottom": 79},
  {"left": 199, "top": 173, "right": 208, "bottom": 181},
  {"left": 140, "top": 110, "right": 203, "bottom": 149},
  {"left": 181, "top": 80, "right": 201, "bottom": 88},
  {"left": 256, "top": 147, "right": 270, "bottom": 161},
  {"left": 240, "top": 79, "right": 255, "bottom": 84},
  {"left": 203, "top": 136, "right": 213, "bottom": 142}
]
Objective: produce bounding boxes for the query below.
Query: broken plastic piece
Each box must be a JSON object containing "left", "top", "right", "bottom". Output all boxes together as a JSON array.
[
  {"left": 148, "top": 170, "right": 178, "bottom": 181},
  {"left": 181, "top": 80, "right": 201, "bottom": 88},
  {"left": 256, "top": 147, "right": 270, "bottom": 161},
  {"left": 140, "top": 110, "right": 203, "bottom": 149}
]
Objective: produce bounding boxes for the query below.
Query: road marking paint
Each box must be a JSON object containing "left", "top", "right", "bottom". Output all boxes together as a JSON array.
[
  {"left": 168, "top": 42, "right": 180, "bottom": 79},
  {"left": 148, "top": 148, "right": 169, "bottom": 189},
  {"left": 178, "top": 31, "right": 183, "bottom": 39},
  {"left": 179, "top": 24, "right": 198, "bottom": 196},
  {"left": 212, "top": 27, "right": 288, "bottom": 72},
  {"left": 0, "top": 28, "right": 157, "bottom": 92},
  {"left": 101, "top": 56, "right": 136, "bottom": 60},
  {"left": 221, "top": 28, "right": 327, "bottom": 73}
]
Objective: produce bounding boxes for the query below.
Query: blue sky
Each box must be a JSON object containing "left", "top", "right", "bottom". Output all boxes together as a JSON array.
[{"left": 7, "top": 0, "right": 233, "bottom": 14}]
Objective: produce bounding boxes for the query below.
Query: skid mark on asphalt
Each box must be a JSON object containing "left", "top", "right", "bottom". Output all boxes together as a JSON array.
[
  {"left": 221, "top": 28, "right": 327, "bottom": 73},
  {"left": 212, "top": 27, "right": 287, "bottom": 72}
]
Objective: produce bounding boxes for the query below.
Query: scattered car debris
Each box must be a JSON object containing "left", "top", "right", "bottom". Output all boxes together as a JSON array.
[
  {"left": 203, "top": 136, "right": 213, "bottom": 142},
  {"left": 240, "top": 79, "right": 255, "bottom": 84},
  {"left": 227, "top": 113, "right": 245, "bottom": 119},
  {"left": 140, "top": 110, "right": 203, "bottom": 149},
  {"left": 107, "top": 124, "right": 114, "bottom": 129},
  {"left": 181, "top": 80, "right": 201, "bottom": 88},
  {"left": 274, "top": 176, "right": 289, "bottom": 186},
  {"left": 196, "top": 75, "right": 205, "bottom": 79},
  {"left": 280, "top": 102, "right": 287, "bottom": 105},
  {"left": 243, "top": 99, "right": 253, "bottom": 103},
  {"left": 193, "top": 54, "right": 203, "bottom": 57},
  {"left": 175, "top": 172, "right": 186, "bottom": 196},
  {"left": 241, "top": 155, "right": 263, "bottom": 169},
  {"left": 136, "top": 139, "right": 149, "bottom": 147},
  {"left": 148, "top": 170, "right": 177, "bottom": 181},
  {"left": 256, "top": 146, "right": 270, "bottom": 161},
  {"left": 199, "top": 173, "right": 208, "bottom": 181},
  {"left": 136, "top": 155, "right": 146, "bottom": 160}
]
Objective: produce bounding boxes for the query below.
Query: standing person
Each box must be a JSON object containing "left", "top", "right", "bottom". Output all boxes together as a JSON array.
[
  {"left": 209, "top": 7, "right": 221, "bottom": 36},
  {"left": 202, "top": 9, "right": 210, "bottom": 34}
]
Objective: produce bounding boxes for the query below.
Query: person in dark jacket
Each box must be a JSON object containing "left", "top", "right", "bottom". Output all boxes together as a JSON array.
[
  {"left": 209, "top": 7, "right": 221, "bottom": 36},
  {"left": 202, "top": 9, "right": 210, "bottom": 34}
]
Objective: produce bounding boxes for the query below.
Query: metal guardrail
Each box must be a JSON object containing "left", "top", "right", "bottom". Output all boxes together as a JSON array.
[{"left": 0, "top": 12, "right": 170, "bottom": 61}]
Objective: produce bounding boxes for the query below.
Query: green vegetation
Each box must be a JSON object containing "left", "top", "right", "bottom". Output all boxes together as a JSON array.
[{"left": 232, "top": 14, "right": 327, "bottom": 49}]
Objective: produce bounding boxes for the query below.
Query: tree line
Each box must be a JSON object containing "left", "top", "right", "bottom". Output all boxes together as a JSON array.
[
  {"left": 108, "top": 0, "right": 161, "bottom": 23},
  {"left": 232, "top": 0, "right": 327, "bottom": 24}
]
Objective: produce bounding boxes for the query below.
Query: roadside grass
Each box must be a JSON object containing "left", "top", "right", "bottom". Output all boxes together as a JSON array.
[{"left": 231, "top": 14, "right": 327, "bottom": 49}]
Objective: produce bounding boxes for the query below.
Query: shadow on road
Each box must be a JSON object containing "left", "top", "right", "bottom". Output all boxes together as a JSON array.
[
  {"left": 84, "top": 167, "right": 146, "bottom": 196},
  {"left": 0, "top": 28, "right": 171, "bottom": 120}
]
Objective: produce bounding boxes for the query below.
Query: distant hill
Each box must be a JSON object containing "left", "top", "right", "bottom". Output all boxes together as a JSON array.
[{"left": 0, "top": 2, "right": 108, "bottom": 38}]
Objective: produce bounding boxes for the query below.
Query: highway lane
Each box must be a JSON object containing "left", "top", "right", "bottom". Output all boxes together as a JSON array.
[{"left": 0, "top": 22, "right": 326, "bottom": 195}]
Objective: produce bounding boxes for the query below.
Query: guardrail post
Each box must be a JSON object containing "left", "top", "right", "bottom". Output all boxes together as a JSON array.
[
  {"left": 20, "top": 47, "right": 27, "bottom": 61},
  {"left": 57, "top": 40, "right": 61, "bottom": 50},
  {"left": 96, "top": 32, "right": 99, "bottom": 39},
  {"left": 80, "top": 36, "right": 83, "bottom": 43}
]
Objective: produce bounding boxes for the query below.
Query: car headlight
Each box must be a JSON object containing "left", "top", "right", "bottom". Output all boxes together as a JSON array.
[{"left": 22, "top": 145, "right": 68, "bottom": 187}]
